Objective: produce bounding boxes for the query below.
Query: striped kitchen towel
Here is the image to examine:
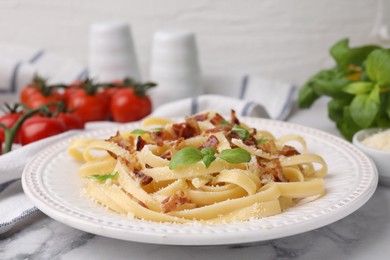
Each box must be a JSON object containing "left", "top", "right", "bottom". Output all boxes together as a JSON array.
[{"left": 153, "top": 75, "right": 297, "bottom": 121}]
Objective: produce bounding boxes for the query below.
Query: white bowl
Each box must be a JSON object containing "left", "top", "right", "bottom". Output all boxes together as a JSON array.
[{"left": 353, "top": 128, "right": 390, "bottom": 186}]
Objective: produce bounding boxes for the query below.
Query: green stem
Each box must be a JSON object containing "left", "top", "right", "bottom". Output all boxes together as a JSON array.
[{"left": 2, "top": 107, "right": 44, "bottom": 154}]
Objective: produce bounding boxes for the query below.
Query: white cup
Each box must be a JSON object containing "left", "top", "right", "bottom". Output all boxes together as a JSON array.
[
  {"left": 88, "top": 21, "right": 141, "bottom": 82},
  {"left": 149, "top": 29, "right": 203, "bottom": 108}
]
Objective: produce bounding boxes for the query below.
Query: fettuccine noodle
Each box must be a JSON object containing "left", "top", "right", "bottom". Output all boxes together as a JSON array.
[{"left": 68, "top": 111, "right": 327, "bottom": 223}]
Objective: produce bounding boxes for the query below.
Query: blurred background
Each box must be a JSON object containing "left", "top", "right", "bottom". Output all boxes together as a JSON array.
[{"left": 0, "top": 0, "right": 388, "bottom": 87}]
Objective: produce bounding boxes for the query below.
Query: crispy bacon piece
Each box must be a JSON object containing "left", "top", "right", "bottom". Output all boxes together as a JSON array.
[
  {"left": 243, "top": 136, "right": 257, "bottom": 146},
  {"left": 198, "top": 135, "right": 219, "bottom": 150},
  {"left": 161, "top": 190, "right": 190, "bottom": 213},
  {"left": 133, "top": 169, "right": 153, "bottom": 186},
  {"left": 258, "top": 140, "right": 279, "bottom": 155},
  {"left": 106, "top": 132, "right": 134, "bottom": 159},
  {"left": 136, "top": 136, "right": 147, "bottom": 151},
  {"left": 160, "top": 150, "right": 173, "bottom": 160},
  {"left": 280, "top": 145, "right": 300, "bottom": 157},
  {"left": 230, "top": 110, "right": 240, "bottom": 125},
  {"left": 106, "top": 131, "right": 132, "bottom": 151},
  {"left": 172, "top": 118, "right": 201, "bottom": 139},
  {"left": 257, "top": 157, "right": 286, "bottom": 182},
  {"left": 210, "top": 113, "right": 226, "bottom": 126},
  {"left": 188, "top": 113, "right": 208, "bottom": 122},
  {"left": 204, "top": 125, "right": 232, "bottom": 134}
]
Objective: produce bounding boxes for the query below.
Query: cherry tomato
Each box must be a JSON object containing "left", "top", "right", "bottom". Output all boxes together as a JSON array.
[
  {"left": 110, "top": 88, "right": 152, "bottom": 122},
  {"left": 67, "top": 89, "right": 110, "bottom": 122},
  {"left": 20, "top": 116, "right": 66, "bottom": 145},
  {"left": 20, "top": 86, "right": 41, "bottom": 104},
  {"left": 56, "top": 113, "right": 84, "bottom": 131},
  {"left": 0, "top": 112, "right": 23, "bottom": 143},
  {"left": 63, "top": 81, "right": 84, "bottom": 107},
  {"left": 27, "top": 91, "right": 63, "bottom": 109}
]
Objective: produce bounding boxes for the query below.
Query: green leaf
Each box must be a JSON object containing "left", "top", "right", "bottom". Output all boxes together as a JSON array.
[
  {"left": 200, "top": 148, "right": 216, "bottom": 168},
  {"left": 256, "top": 137, "right": 269, "bottom": 145},
  {"left": 298, "top": 82, "right": 320, "bottom": 108},
  {"left": 366, "top": 49, "right": 390, "bottom": 85},
  {"left": 298, "top": 69, "right": 336, "bottom": 108},
  {"left": 131, "top": 129, "right": 148, "bottom": 135},
  {"left": 231, "top": 124, "right": 250, "bottom": 139},
  {"left": 330, "top": 38, "right": 379, "bottom": 70},
  {"left": 327, "top": 97, "right": 352, "bottom": 123},
  {"left": 219, "top": 148, "right": 251, "bottom": 164},
  {"left": 387, "top": 94, "right": 390, "bottom": 119},
  {"left": 375, "top": 114, "right": 390, "bottom": 127},
  {"left": 202, "top": 155, "right": 216, "bottom": 168},
  {"left": 337, "top": 106, "right": 362, "bottom": 141},
  {"left": 312, "top": 76, "right": 351, "bottom": 98},
  {"left": 219, "top": 120, "right": 231, "bottom": 126},
  {"left": 87, "top": 172, "right": 118, "bottom": 182},
  {"left": 151, "top": 127, "right": 164, "bottom": 132},
  {"left": 342, "top": 82, "right": 374, "bottom": 95},
  {"left": 169, "top": 147, "right": 203, "bottom": 170},
  {"left": 350, "top": 86, "right": 380, "bottom": 128},
  {"left": 201, "top": 147, "right": 216, "bottom": 156}
]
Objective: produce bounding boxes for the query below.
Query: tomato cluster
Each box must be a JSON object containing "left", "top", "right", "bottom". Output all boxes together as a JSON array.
[
  {"left": 0, "top": 103, "right": 84, "bottom": 154},
  {"left": 0, "top": 76, "right": 156, "bottom": 154}
]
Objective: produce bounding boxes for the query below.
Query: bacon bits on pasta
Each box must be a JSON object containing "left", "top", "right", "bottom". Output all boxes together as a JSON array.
[{"left": 68, "top": 111, "right": 327, "bottom": 223}]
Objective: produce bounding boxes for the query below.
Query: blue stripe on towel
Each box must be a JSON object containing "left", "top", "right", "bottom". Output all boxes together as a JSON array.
[
  {"left": 9, "top": 61, "right": 22, "bottom": 94},
  {"left": 0, "top": 179, "right": 19, "bottom": 193},
  {"left": 29, "top": 50, "right": 45, "bottom": 64},
  {"left": 0, "top": 207, "right": 39, "bottom": 228},
  {"left": 239, "top": 75, "right": 249, "bottom": 100},
  {"left": 276, "top": 85, "right": 297, "bottom": 120},
  {"left": 75, "top": 68, "right": 89, "bottom": 81},
  {"left": 191, "top": 96, "right": 198, "bottom": 115},
  {"left": 242, "top": 101, "right": 256, "bottom": 116}
]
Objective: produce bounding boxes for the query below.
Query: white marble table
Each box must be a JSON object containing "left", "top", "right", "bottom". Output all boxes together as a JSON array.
[{"left": 1, "top": 98, "right": 390, "bottom": 260}]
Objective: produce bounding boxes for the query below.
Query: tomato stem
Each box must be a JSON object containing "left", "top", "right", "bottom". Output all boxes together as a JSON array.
[{"left": 1, "top": 107, "right": 48, "bottom": 154}]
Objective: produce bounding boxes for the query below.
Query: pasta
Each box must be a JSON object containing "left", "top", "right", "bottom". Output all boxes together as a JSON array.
[{"left": 68, "top": 110, "right": 327, "bottom": 223}]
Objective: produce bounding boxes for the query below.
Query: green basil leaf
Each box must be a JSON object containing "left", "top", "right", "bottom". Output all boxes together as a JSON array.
[
  {"left": 297, "top": 82, "right": 320, "bottom": 108},
  {"left": 219, "top": 148, "right": 251, "bottom": 164},
  {"left": 312, "top": 77, "right": 351, "bottom": 98},
  {"left": 330, "top": 38, "right": 379, "bottom": 70},
  {"left": 342, "top": 82, "right": 374, "bottom": 95},
  {"left": 219, "top": 120, "right": 231, "bottom": 126},
  {"left": 337, "top": 106, "right": 362, "bottom": 141},
  {"left": 256, "top": 137, "right": 269, "bottom": 145},
  {"left": 327, "top": 97, "right": 352, "bottom": 123},
  {"left": 169, "top": 147, "right": 203, "bottom": 170},
  {"left": 131, "top": 129, "right": 148, "bottom": 134},
  {"left": 202, "top": 155, "right": 216, "bottom": 168},
  {"left": 201, "top": 147, "right": 216, "bottom": 156},
  {"left": 231, "top": 124, "right": 250, "bottom": 139},
  {"left": 366, "top": 49, "right": 390, "bottom": 85},
  {"left": 387, "top": 93, "right": 390, "bottom": 119},
  {"left": 87, "top": 172, "right": 118, "bottom": 182},
  {"left": 350, "top": 88, "right": 380, "bottom": 128},
  {"left": 375, "top": 114, "right": 390, "bottom": 127},
  {"left": 152, "top": 127, "right": 164, "bottom": 132}
]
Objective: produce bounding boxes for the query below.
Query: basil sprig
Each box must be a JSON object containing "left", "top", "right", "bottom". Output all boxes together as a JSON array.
[
  {"left": 131, "top": 129, "right": 148, "bottom": 135},
  {"left": 131, "top": 128, "right": 164, "bottom": 135},
  {"left": 298, "top": 38, "right": 390, "bottom": 141},
  {"left": 230, "top": 124, "right": 250, "bottom": 139},
  {"left": 87, "top": 172, "right": 118, "bottom": 182},
  {"left": 169, "top": 147, "right": 251, "bottom": 170},
  {"left": 256, "top": 137, "right": 269, "bottom": 145}
]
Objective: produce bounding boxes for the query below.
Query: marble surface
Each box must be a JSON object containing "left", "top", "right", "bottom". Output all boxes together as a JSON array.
[{"left": 1, "top": 98, "right": 390, "bottom": 260}]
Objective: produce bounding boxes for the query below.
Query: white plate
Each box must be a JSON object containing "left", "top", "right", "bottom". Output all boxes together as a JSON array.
[{"left": 22, "top": 118, "right": 378, "bottom": 246}]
